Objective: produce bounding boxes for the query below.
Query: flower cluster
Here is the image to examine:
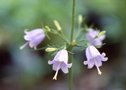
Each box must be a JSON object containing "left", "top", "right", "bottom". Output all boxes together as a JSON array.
[
  {"left": 84, "top": 28, "right": 108, "bottom": 75},
  {"left": 20, "top": 24, "right": 108, "bottom": 80},
  {"left": 19, "top": 2, "right": 108, "bottom": 90}
]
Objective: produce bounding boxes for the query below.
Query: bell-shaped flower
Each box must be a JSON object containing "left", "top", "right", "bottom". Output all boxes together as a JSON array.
[
  {"left": 48, "top": 49, "right": 72, "bottom": 80},
  {"left": 20, "top": 28, "right": 45, "bottom": 50},
  {"left": 84, "top": 45, "right": 108, "bottom": 75},
  {"left": 86, "top": 28, "right": 105, "bottom": 48}
]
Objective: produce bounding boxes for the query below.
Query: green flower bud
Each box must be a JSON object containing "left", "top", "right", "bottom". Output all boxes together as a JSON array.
[
  {"left": 78, "top": 15, "right": 83, "bottom": 24},
  {"left": 53, "top": 20, "right": 61, "bottom": 31},
  {"left": 45, "top": 26, "right": 51, "bottom": 32},
  {"left": 45, "top": 48, "right": 58, "bottom": 52}
]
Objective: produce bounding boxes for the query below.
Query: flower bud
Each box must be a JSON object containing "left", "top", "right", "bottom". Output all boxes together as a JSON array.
[
  {"left": 45, "top": 26, "right": 51, "bottom": 32},
  {"left": 96, "top": 31, "right": 106, "bottom": 38},
  {"left": 45, "top": 48, "right": 58, "bottom": 52},
  {"left": 53, "top": 20, "right": 61, "bottom": 31},
  {"left": 78, "top": 14, "right": 83, "bottom": 24}
]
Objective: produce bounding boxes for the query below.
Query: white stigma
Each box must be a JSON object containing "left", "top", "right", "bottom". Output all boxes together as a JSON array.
[
  {"left": 53, "top": 69, "right": 59, "bottom": 80},
  {"left": 19, "top": 42, "right": 28, "bottom": 50},
  {"left": 96, "top": 66, "right": 102, "bottom": 75}
]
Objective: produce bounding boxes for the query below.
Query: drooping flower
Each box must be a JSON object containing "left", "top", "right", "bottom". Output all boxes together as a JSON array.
[
  {"left": 84, "top": 45, "right": 108, "bottom": 75},
  {"left": 48, "top": 49, "right": 72, "bottom": 80},
  {"left": 20, "top": 28, "right": 45, "bottom": 50},
  {"left": 86, "top": 28, "right": 105, "bottom": 48}
]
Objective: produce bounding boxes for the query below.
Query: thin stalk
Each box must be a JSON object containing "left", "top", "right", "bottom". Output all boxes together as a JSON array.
[
  {"left": 68, "top": 46, "right": 73, "bottom": 90},
  {"left": 68, "top": 0, "right": 76, "bottom": 90},
  {"left": 70, "top": 0, "right": 76, "bottom": 42}
]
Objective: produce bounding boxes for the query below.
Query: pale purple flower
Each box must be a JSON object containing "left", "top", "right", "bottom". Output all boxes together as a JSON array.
[
  {"left": 86, "top": 28, "right": 105, "bottom": 48},
  {"left": 20, "top": 28, "right": 45, "bottom": 50},
  {"left": 48, "top": 49, "right": 72, "bottom": 80},
  {"left": 84, "top": 45, "right": 108, "bottom": 75}
]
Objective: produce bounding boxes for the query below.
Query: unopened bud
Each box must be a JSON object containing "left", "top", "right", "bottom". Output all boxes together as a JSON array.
[
  {"left": 53, "top": 20, "right": 61, "bottom": 31},
  {"left": 96, "top": 31, "right": 106, "bottom": 38},
  {"left": 71, "top": 40, "right": 77, "bottom": 46},
  {"left": 45, "top": 48, "right": 58, "bottom": 52},
  {"left": 45, "top": 26, "right": 51, "bottom": 32},
  {"left": 78, "top": 15, "right": 83, "bottom": 24}
]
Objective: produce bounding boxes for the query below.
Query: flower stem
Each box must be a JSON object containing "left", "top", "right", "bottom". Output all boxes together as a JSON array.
[
  {"left": 70, "top": 0, "right": 76, "bottom": 42},
  {"left": 68, "top": 0, "right": 76, "bottom": 90},
  {"left": 68, "top": 46, "right": 73, "bottom": 90}
]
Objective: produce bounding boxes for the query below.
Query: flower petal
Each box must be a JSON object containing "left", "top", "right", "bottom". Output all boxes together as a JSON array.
[
  {"left": 52, "top": 61, "right": 61, "bottom": 71},
  {"left": 87, "top": 60, "right": 95, "bottom": 69},
  {"left": 29, "top": 42, "right": 34, "bottom": 48},
  {"left": 94, "top": 57, "right": 102, "bottom": 67},
  {"left": 61, "top": 67, "right": 68, "bottom": 73},
  {"left": 23, "top": 28, "right": 45, "bottom": 49},
  {"left": 24, "top": 35, "right": 31, "bottom": 41},
  {"left": 86, "top": 28, "right": 105, "bottom": 48},
  {"left": 48, "top": 60, "right": 53, "bottom": 65},
  {"left": 67, "top": 63, "right": 72, "bottom": 68},
  {"left": 53, "top": 49, "right": 68, "bottom": 63},
  {"left": 61, "top": 63, "right": 69, "bottom": 73}
]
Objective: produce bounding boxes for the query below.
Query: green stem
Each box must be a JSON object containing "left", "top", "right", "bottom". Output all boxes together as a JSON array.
[
  {"left": 70, "top": 0, "right": 76, "bottom": 42},
  {"left": 68, "top": 46, "right": 73, "bottom": 90},
  {"left": 68, "top": 0, "right": 76, "bottom": 90}
]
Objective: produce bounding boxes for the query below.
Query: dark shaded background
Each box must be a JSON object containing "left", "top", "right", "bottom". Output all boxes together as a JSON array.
[{"left": 0, "top": 0, "right": 126, "bottom": 90}]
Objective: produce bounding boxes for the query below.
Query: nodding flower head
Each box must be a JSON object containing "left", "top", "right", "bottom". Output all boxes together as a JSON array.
[
  {"left": 84, "top": 45, "right": 108, "bottom": 75},
  {"left": 20, "top": 28, "right": 45, "bottom": 50},
  {"left": 86, "top": 28, "right": 105, "bottom": 48},
  {"left": 48, "top": 49, "right": 72, "bottom": 80}
]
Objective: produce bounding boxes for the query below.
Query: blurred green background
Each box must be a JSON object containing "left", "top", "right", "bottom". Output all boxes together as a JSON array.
[{"left": 0, "top": 0, "right": 126, "bottom": 90}]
